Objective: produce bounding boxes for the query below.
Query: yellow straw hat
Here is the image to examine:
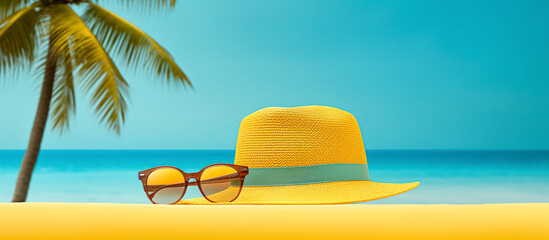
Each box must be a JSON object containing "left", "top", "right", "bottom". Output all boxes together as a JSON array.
[{"left": 179, "top": 105, "right": 419, "bottom": 205}]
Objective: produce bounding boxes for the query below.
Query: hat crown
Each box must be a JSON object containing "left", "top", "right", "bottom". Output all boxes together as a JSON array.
[{"left": 234, "top": 106, "right": 367, "bottom": 168}]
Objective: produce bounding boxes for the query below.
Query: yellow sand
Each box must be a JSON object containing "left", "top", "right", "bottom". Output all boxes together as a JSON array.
[{"left": 0, "top": 203, "right": 547, "bottom": 240}]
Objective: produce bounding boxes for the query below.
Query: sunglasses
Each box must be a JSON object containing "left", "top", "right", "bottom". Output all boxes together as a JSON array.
[{"left": 138, "top": 164, "right": 249, "bottom": 204}]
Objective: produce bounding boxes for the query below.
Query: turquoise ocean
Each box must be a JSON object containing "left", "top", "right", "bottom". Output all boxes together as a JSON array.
[{"left": 0, "top": 150, "right": 547, "bottom": 204}]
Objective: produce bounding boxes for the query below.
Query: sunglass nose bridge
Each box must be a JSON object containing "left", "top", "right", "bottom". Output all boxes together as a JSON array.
[
  {"left": 185, "top": 176, "right": 200, "bottom": 187},
  {"left": 189, "top": 172, "right": 202, "bottom": 180}
]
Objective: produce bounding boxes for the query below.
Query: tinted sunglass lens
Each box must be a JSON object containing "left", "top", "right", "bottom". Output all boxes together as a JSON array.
[
  {"left": 200, "top": 166, "right": 241, "bottom": 202},
  {"left": 146, "top": 168, "right": 186, "bottom": 204}
]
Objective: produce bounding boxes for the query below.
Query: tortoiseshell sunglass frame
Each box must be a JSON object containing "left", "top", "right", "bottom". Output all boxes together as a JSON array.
[{"left": 138, "top": 163, "right": 249, "bottom": 204}]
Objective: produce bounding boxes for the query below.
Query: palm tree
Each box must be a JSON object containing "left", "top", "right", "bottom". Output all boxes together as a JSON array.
[{"left": 1, "top": 0, "right": 191, "bottom": 202}]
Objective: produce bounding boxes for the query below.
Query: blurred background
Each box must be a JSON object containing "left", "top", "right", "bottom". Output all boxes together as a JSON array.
[{"left": 1, "top": 0, "right": 548, "bottom": 203}]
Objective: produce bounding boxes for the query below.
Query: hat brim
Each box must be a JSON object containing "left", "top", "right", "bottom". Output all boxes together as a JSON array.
[{"left": 177, "top": 180, "right": 420, "bottom": 205}]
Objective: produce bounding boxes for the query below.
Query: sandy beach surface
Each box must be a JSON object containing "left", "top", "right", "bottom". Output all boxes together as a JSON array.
[{"left": 0, "top": 202, "right": 547, "bottom": 239}]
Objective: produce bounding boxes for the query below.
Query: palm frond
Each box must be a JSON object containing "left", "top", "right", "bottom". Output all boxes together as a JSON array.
[
  {"left": 90, "top": 0, "right": 177, "bottom": 12},
  {"left": 48, "top": 4, "right": 128, "bottom": 134},
  {"left": 30, "top": 25, "right": 52, "bottom": 85},
  {"left": 82, "top": 2, "right": 191, "bottom": 87},
  {"left": 0, "top": 0, "right": 35, "bottom": 20},
  {"left": 50, "top": 47, "right": 76, "bottom": 133},
  {"left": 0, "top": 3, "right": 42, "bottom": 77}
]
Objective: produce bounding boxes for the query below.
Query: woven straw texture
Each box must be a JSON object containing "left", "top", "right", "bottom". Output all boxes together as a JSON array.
[
  {"left": 179, "top": 106, "right": 420, "bottom": 205},
  {"left": 234, "top": 106, "right": 367, "bottom": 168}
]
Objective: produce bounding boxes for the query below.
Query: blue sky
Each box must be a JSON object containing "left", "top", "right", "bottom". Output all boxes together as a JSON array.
[{"left": 1, "top": 0, "right": 548, "bottom": 150}]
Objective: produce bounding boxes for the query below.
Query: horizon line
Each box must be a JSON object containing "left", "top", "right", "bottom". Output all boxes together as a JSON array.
[{"left": 1, "top": 149, "right": 549, "bottom": 151}]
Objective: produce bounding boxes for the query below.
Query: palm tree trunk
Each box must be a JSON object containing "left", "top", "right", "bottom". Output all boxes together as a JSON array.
[{"left": 12, "top": 41, "right": 57, "bottom": 202}]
